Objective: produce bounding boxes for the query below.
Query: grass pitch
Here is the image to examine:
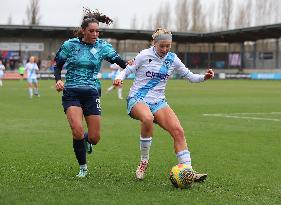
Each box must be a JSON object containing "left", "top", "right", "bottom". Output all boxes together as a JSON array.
[{"left": 0, "top": 79, "right": 280, "bottom": 205}]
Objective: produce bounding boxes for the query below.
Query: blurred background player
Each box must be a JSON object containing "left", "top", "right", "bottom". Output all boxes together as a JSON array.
[
  {"left": 54, "top": 8, "right": 128, "bottom": 178},
  {"left": 114, "top": 28, "right": 214, "bottom": 181},
  {"left": 106, "top": 63, "right": 123, "bottom": 99},
  {"left": 18, "top": 63, "right": 25, "bottom": 80},
  {"left": 0, "top": 60, "right": 5, "bottom": 86},
  {"left": 25, "top": 56, "right": 40, "bottom": 98}
]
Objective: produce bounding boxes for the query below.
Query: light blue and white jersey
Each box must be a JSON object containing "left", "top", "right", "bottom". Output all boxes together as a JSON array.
[
  {"left": 25, "top": 62, "right": 39, "bottom": 79},
  {"left": 117, "top": 47, "right": 205, "bottom": 103},
  {"left": 0, "top": 64, "right": 5, "bottom": 77}
]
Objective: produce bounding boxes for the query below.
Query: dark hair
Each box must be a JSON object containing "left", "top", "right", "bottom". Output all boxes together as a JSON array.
[{"left": 74, "top": 7, "right": 113, "bottom": 38}]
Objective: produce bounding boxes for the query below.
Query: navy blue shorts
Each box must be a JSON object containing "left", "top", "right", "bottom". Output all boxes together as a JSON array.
[{"left": 62, "top": 88, "right": 101, "bottom": 116}]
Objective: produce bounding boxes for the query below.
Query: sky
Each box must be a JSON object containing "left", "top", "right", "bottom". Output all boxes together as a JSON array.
[
  {"left": 3, "top": 0, "right": 275, "bottom": 31},
  {"left": 0, "top": 0, "right": 184, "bottom": 29}
]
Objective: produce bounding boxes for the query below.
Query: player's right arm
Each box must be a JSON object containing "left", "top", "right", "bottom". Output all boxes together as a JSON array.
[
  {"left": 53, "top": 42, "right": 70, "bottom": 92},
  {"left": 55, "top": 79, "right": 64, "bottom": 92},
  {"left": 113, "top": 52, "right": 144, "bottom": 86}
]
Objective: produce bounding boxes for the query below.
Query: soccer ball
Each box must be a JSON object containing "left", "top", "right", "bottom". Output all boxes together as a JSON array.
[{"left": 169, "top": 164, "right": 194, "bottom": 189}]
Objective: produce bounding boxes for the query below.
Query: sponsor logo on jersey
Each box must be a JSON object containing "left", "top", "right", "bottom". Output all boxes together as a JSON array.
[{"left": 146, "top": 71, "right": 169, "bottom": 80}]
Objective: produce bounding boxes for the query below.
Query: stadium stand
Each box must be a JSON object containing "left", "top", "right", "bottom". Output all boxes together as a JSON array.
[{"left": 0, "top": 24, "right": 281, "bottom": 79}]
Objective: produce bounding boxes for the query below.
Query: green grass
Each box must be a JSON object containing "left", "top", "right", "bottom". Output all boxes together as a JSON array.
[{"left": 0, "top": 79, "right": 280, "bottom": 205}]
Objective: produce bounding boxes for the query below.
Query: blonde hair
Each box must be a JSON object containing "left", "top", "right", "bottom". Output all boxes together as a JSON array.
[
  {"left": 29, "top": 56, "right": 36, "bottom": 63},
  {"left": 152, "top": 28, "right": 172, "bottom": 43}
]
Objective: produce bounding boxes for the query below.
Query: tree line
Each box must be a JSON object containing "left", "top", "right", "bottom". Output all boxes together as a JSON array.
[
  {"left": 7, "top": 0, "right": 281, "bottom": 32},
  {"left": 129, "top": 0, "right": 279, "bottom": 32}
]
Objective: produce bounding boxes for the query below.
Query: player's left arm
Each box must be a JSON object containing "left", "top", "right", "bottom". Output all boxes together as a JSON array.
[
  {"left": 173, "top": 55, "right": 214, "bottom": 83},
  {"left": 107, "top": 55, "right": 128, "bottom": 68},
  {"left": 103, "top": 43, "right": 129, "bottom": 69},
  {"left": 203, "top": 69, "right": 214, "bottom": 80}
]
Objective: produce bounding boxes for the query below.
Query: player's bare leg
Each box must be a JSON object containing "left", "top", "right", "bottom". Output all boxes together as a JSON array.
[
  {"left": 66, "top": 106, "right": 88, "bottom": 177},
  {"left": 154, "top": 106, "right": 207, "bottom": 182},
  {"left": 130, "top": 102, "right": 153, "bottom": 180}
]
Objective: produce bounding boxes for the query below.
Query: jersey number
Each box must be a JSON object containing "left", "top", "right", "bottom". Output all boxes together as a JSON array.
[{"left": 96, "top": 99, "right": 101, "bottom": 109}]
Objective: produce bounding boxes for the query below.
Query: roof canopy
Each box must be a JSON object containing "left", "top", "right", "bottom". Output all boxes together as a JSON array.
[{"left": 1, "top": 23, "right": 281, "bottom": 43}]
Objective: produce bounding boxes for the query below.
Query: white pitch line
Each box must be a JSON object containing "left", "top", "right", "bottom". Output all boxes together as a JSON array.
[
  {"left": 231, "top": 112, "right": 281, "bottom": 115},
  {"left": 203, "top": 113, "right": 281, "bottom": 122},
  {"left": 204, "top": 112, "right": 281, "bottom": 115}
]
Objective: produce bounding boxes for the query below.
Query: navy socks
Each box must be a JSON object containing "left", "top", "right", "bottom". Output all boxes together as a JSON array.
[{"left": 73, "top": 139, "right": 86, "bottom": 165}]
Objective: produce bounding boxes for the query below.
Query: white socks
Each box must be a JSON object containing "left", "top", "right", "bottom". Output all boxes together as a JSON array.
[
  {"left": 107, "top": 86, "right": 123, "bottom": 99},
  {"left": 140, "top": 136, "right": 152, "bottom": 161},
  {"left": 28, "top": 88, "right": 33, "bottom": 97},
  {"left": 118, "top": 88, "right": 123, "bottom": 99},
  {"left": 176, "top": 150, "right": 192, "bottom": 167},
  {"left": 107, "top": 86, "right": 114, "bottom": 92},
  {"left": 34, "top": 88, "right": 39, "bottom": 95},
  {"left": 140, "top": 138, "right": 191, "bottom": 168},
  {"left": 28, "top": 88, "right": 39, "bottom": 97}
]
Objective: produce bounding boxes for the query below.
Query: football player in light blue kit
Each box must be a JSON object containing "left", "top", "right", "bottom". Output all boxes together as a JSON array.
[
  {"left": 54, "top": 8, "right": 128, "bottom": 177},
  {"left": 25, "top": 56, "right": 40, "bottom": 98},
  {"left": 114, "top": 28, "right": 214, "bottom": 181},
  {"left": 0, "top": 60, "right": 5, "bottom": 86},
  {"left": 106, "top": 63, "right": 123, "bottom": 99}
]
